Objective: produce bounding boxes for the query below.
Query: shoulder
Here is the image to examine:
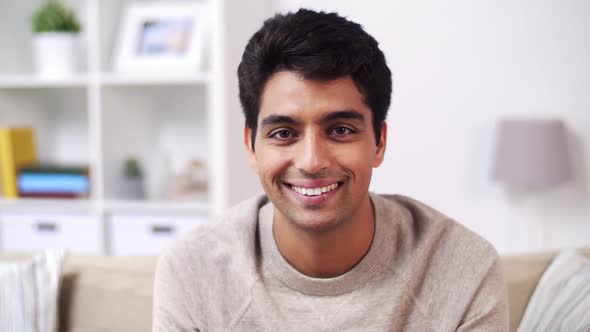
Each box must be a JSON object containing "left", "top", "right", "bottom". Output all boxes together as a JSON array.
[
  {"left": 157, "top": 195, "right": 269, "bottom": 292},
  {"left": 154, "top": 195, "right": 269, "bottom": 328},
  {"left": 372, "top": 193, "right": 506, "bottom": 323},
  {"left": 373, "top": 193, "right": 500, "bottom": 274}
]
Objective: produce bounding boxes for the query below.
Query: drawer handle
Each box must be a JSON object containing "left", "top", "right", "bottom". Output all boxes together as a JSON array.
[
  {"left": 36, "top": 222, "right": 59, "bottom": 232},
  {"left": 151, "top": 225, "right": 175, "bottom": 234}
]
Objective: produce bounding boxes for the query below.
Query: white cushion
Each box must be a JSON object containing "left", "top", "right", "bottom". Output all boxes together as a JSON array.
[
  {"left": 517, "top": 249, "right": 590, "bottom": 332},
  {"left": 0, "top": 250, "right": 65, "bottom": 332}
]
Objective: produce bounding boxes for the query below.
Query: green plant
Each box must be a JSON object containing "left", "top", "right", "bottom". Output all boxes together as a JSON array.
[
  {"left": 123, "top": 158, "right": 143, "bottom": 178},
  {"left": 31, "top": 0, "right": 81, "bottom": 34}
]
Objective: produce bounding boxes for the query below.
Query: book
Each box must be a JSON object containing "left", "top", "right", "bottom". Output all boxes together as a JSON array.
[
  {"left": 17, "top": 173, "right": 90, "bottom": 194},
  {"left": 0, "top": 127, "right": 38, "bottom": 198},
  {"left": 18, "top": 164, "right": 88, "bottom": 175},
  {"left": 16, "top": 164, "right": 91, "bottom": 199},
  {"left": 19, "top": 192, "right": 82, "bottom": 199}
]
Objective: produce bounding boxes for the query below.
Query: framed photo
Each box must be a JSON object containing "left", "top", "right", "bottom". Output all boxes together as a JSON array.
[{"left": 114, "top": 2, "right": 208, "bottom": 73}]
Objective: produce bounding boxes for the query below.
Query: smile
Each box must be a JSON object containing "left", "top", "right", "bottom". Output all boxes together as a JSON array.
[{"left": 289, "top": 182, "right": 341, "bottom": 196}]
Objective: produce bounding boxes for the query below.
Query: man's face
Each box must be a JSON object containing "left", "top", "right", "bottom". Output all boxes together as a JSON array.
[{"left": 245, "top": 71, "right": 386, "bottom": 231}]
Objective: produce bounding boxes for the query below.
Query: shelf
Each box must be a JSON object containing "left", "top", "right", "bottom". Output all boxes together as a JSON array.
[
  {"left": 0, "top": 73, "right": 213, "bottom": 88},
  {"left": 103, "top": 199, "right": 209, "bottom": 215},
  {"left": 0, "top": 74, "right": 90, "bottom": 88},
  {"left": 0, "top": 198, "right": 95, "bottom": 213},
  {"left": 0, "top": 198, "right": 209, "bottom": 215},
  {"left": 99, "top": 72, "right": 212, "bottom": 86},
  {"left": 0, "top": 0, "right": 271, "bottom": 254}
]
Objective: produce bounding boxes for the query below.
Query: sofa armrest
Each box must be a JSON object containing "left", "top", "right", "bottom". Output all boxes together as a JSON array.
[{"left": 59, "top": 255, "right": 158, "bottom": 332}]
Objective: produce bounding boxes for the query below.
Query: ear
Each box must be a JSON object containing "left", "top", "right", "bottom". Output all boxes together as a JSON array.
[
  {"left": 373, "top": 121, "right": 387, "bottom": 168},
  {"left": 244, "top": 126, "right": 258, "bottom": 173}
]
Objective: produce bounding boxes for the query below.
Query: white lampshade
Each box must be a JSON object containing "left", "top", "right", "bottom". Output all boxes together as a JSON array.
[{"left": 491, "top": 118, "right": 572, "bottom": 191}]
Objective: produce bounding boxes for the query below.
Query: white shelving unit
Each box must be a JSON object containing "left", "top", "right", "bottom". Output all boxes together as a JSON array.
[
  {"left": 0, "top": 75, "right": 90, "bottom": 88},
  {"left": 0, "top": 0, "right": 270, "bottom": 255}
]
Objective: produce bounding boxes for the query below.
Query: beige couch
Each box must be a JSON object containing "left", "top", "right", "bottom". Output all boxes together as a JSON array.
[{"left": 2, "top": 248, "right": 589, "bottom": 332}]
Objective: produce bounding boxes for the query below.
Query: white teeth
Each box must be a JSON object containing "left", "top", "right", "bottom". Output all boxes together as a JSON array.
[{"left": 291, "top": 183, "right": 340, "bottom": 196}]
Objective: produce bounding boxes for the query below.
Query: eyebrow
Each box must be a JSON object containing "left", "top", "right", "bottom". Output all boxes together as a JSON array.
[
  {"left": 320, "top": 110, "right": 366, "bottom": 124},
  {"left": 260, "top": 115, "right": 300, "bottom": 128},
  {"left": 260, "top": 110, "right": 366, "bottom": 128}
]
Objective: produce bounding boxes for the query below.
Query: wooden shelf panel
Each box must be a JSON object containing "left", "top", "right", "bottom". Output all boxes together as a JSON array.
[
  {"left": 103, "top": 199, "right": 209, "bottom": 215},
  {"left": 0, "top": 74, "right": 90, "bottom": 88},
  {"left": 0, "top": 198, "right": 95, "bottom": 213},
  {"left": 99, "top": 72, "right": 212, "bottom": 86},
  {"left": 0, "top": 198, "right": 209, "bottom": 215},
  {"left": 0, "top": 72, "right": 212, "bottom": 88}
]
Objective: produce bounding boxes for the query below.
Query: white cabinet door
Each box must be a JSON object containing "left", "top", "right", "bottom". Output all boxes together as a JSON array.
[
  {"left": 0, "top": 213, "right": 103, "bottom": 254},
  {"left": 108, "top": 214, "right": 207, "bottom": 256}
]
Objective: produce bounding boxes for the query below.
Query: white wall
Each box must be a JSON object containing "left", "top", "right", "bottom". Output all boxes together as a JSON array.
[
  {"left": 274, "top": 0, "right": 590, "bottom": 253},
  {"left": 220, "top": 0, "right": 273, "bottom": 209}
]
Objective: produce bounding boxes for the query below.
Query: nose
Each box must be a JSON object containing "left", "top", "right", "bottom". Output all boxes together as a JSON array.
[{"left": 294, "top": 131, "right": 330, "bottom": 174}]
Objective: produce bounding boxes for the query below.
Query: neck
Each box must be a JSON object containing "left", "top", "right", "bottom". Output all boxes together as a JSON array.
[{"left": 272, "top": 195, "right": 375, "bottom": 278}]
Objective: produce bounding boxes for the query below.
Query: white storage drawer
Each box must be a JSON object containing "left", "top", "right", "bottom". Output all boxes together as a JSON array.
[
  {"left": 0, "top": 213, "right": 102, "bottom": 254},
  {"left": 108, "top": 214, "right": 208, "bottom": 256}
]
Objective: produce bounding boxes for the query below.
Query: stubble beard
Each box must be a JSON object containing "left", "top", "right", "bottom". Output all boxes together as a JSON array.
[{"left": 272, "top": 186, "right": 362, "bottom": 234}]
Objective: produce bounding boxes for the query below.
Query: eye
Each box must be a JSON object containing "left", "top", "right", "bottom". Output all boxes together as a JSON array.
[
  {"left": 270, "top": 129, "right": 295, "bottom": 140},
  {"left": 330, "top": 126, "right": 354, "bottom": 136}
]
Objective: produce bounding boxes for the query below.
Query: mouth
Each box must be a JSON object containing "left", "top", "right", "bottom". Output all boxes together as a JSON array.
[
  {"left": 288, "top": 182, "right": 343, "bottom": 196},
  {"left": 282, "top": 180, "right": 345, "bottom": 206}
]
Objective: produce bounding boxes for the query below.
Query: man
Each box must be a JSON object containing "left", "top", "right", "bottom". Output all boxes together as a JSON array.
[{"left": 153, "top": 9, "right": 509, "bottom": 331}]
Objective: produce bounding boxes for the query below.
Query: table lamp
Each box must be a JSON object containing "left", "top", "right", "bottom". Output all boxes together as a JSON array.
[{"left": 492, "top": 118, "right": 572, "bottom": 191}]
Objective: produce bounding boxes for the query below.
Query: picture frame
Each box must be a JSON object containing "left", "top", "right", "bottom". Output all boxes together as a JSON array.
[{"left": 114, "top": 2, "right": 208, "bottom": 73}]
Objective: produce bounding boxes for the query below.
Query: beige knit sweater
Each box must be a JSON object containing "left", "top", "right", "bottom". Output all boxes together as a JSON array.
[{"left": 153, "top": 193, "right": 509, "bottom": 331}]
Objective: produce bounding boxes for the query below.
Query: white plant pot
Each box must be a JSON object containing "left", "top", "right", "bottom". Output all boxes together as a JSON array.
[
  {"left": 120, "top": 177, "right": 146, "bottom": 199},
  {"left": 33, "top": 32, "right": 79, "bottom": 77}
]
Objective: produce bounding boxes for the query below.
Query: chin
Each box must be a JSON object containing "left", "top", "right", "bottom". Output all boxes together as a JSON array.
[{"left": 286, "top": 210, "right": 347, "bottom": 233}]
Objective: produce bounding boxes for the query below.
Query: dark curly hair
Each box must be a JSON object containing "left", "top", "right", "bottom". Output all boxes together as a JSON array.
[{"left": 238, "top": 9, "right": 392, "bottom": 148}]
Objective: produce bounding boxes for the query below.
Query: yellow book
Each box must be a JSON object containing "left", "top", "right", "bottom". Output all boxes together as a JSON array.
[{"left": 0, "top": 127, "right": 38, "bottom": 198}]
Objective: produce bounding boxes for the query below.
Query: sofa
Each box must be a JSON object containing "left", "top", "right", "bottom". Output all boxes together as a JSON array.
[{"left": 1, "top": 248, "right": 589, "bottom": 332}]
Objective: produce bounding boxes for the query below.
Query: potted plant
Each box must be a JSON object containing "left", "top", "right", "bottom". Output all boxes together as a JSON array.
[
  {"left": 121, "top": 157, "right": 145, "bottom": 199},
  {"left": 31, "top": 0, "right": 82, "bottom": 77}
]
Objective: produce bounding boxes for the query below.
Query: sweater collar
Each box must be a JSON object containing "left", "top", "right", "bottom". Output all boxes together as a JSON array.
[{"left": 258, "top": 193, "right": 397, "bottom": 296}]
